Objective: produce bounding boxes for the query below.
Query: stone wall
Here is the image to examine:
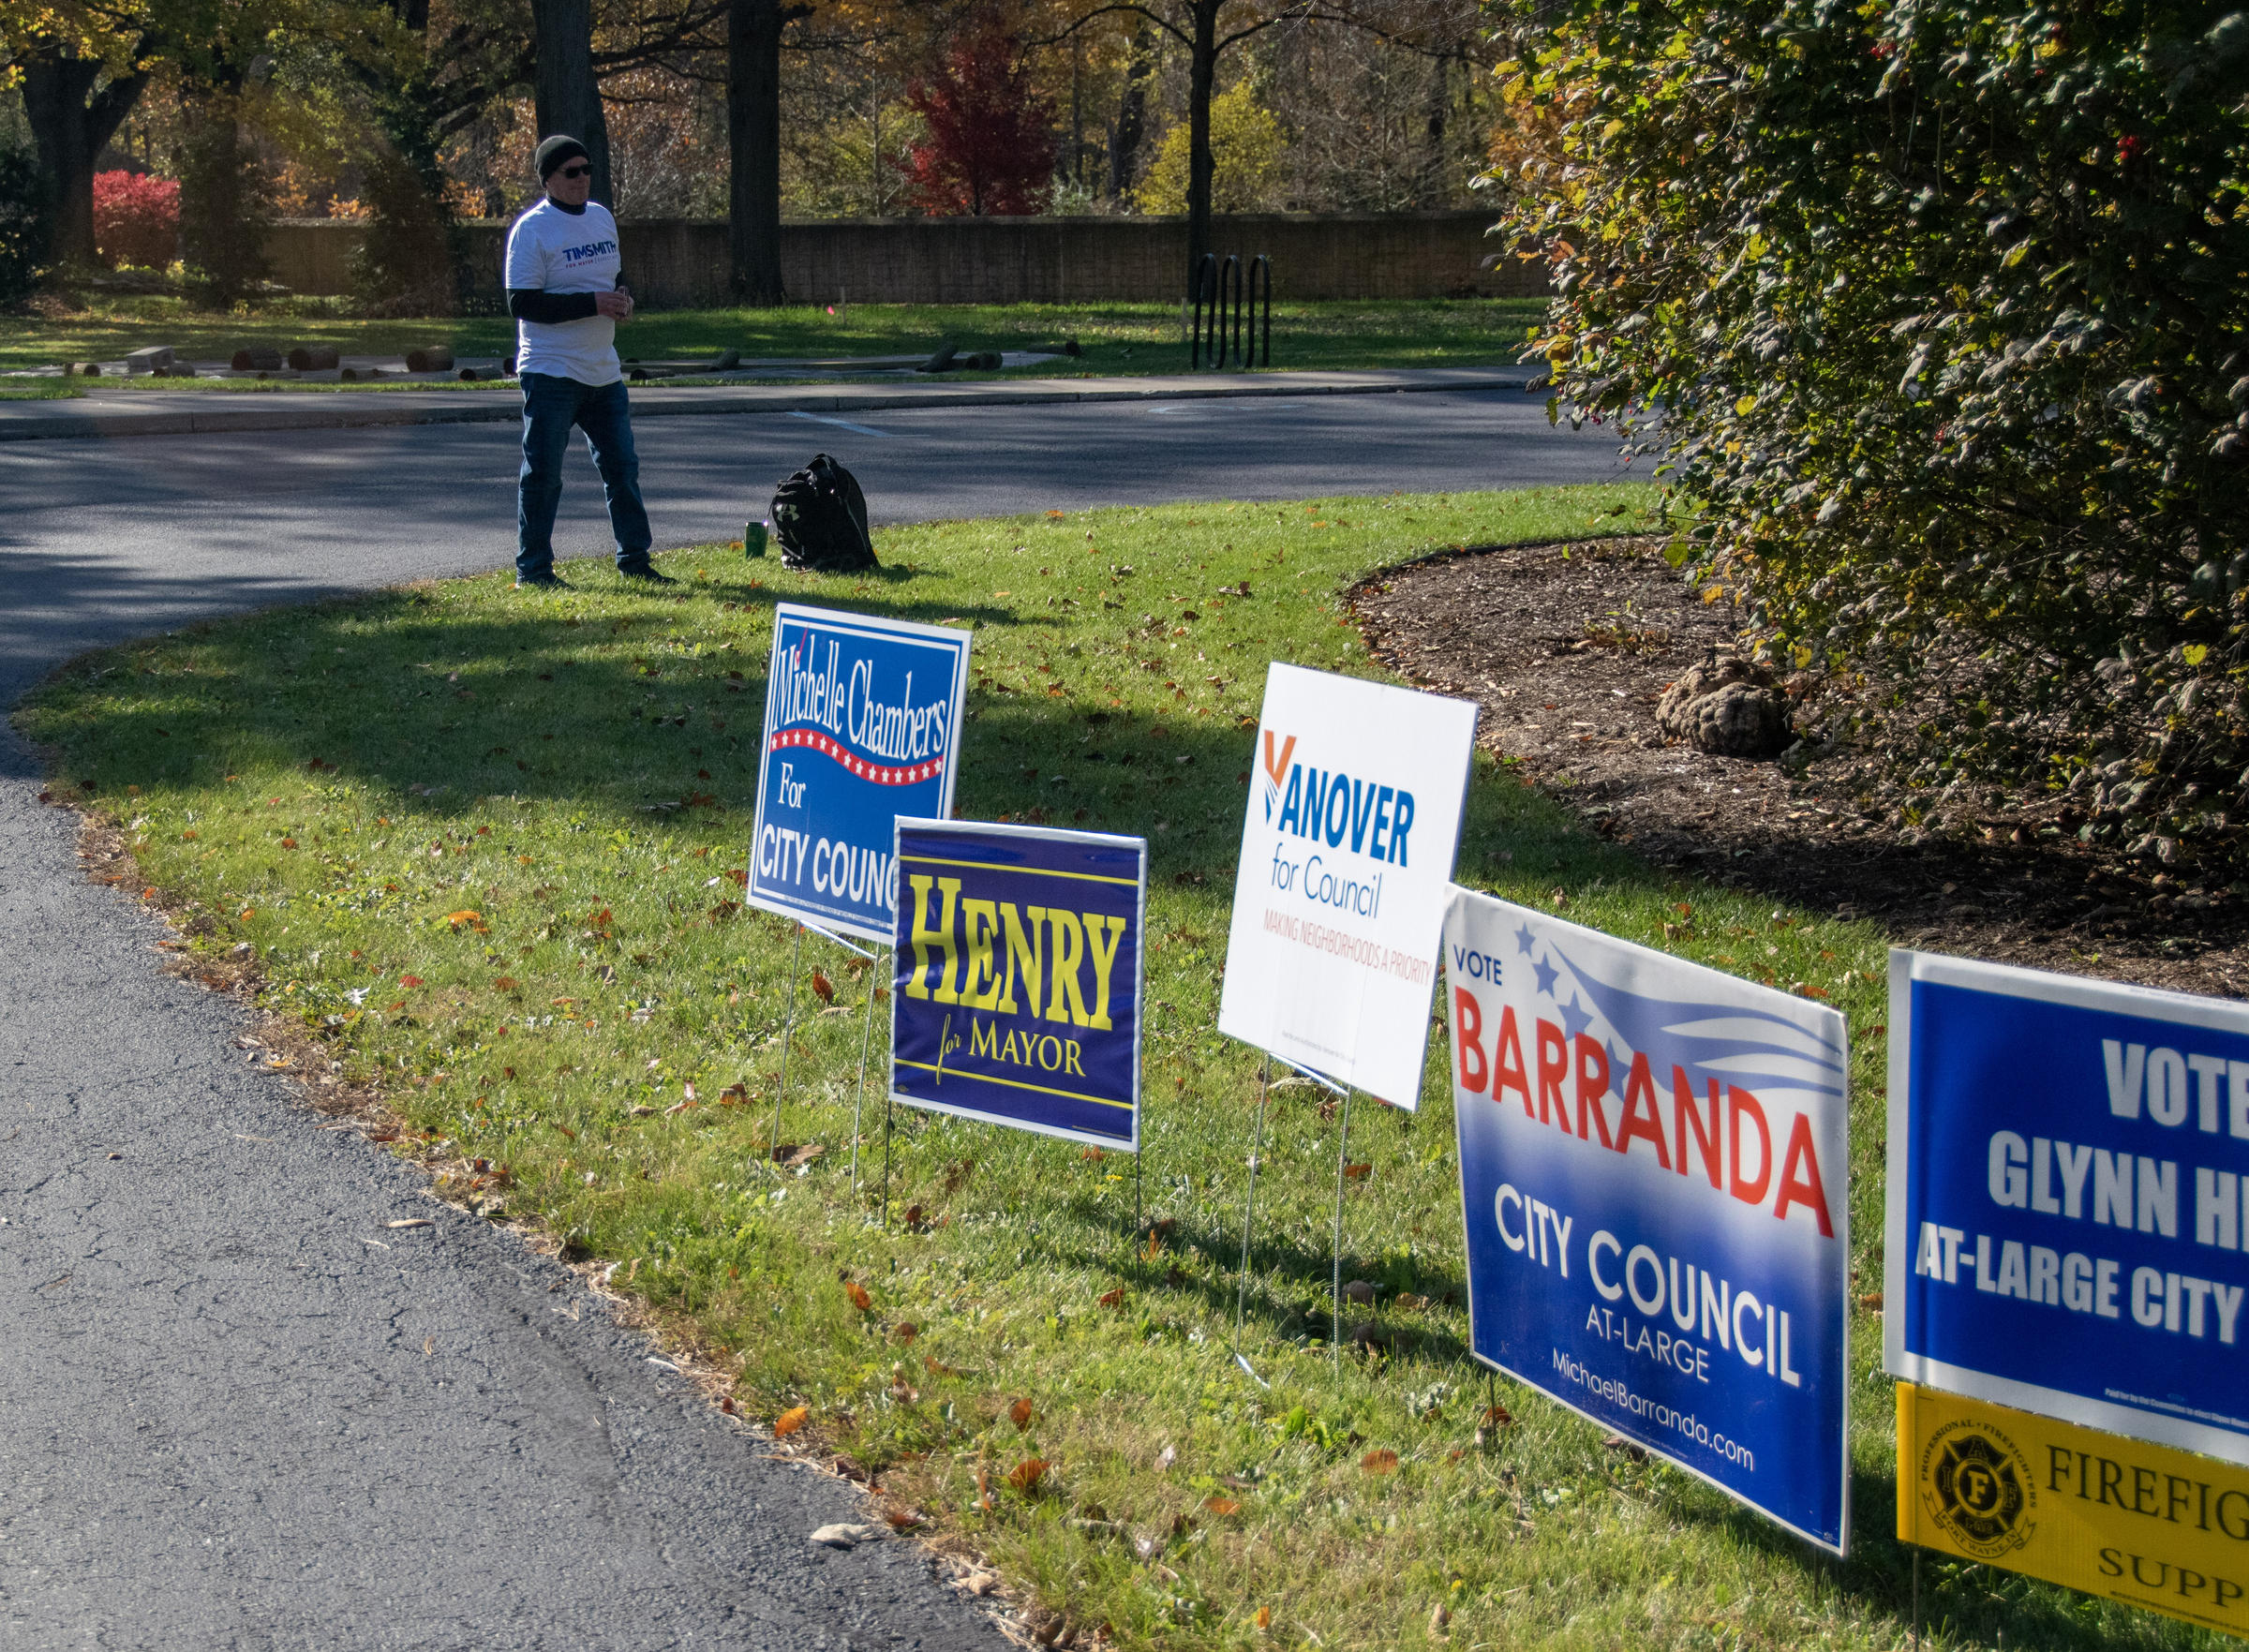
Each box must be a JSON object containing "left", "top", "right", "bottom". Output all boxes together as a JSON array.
[{"left": 263, "top": 212, "right": 1543, "bottom": 308}]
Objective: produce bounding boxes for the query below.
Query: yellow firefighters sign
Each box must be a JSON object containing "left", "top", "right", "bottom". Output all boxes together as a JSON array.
[{"left": 1899, "top": 1384, "right": 2249, "bottom": 1636}]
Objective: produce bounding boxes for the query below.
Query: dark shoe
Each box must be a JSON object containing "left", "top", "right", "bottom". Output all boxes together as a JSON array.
[
  {"left": 618, "top": 563, "right": 677, "bottom": 585},
  {"left": 514, "top": 571, "right": 572, "bottom": 589}
]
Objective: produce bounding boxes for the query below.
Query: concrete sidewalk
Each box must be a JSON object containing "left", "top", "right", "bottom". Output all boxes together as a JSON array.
[{"left": 0, "top": 365, "right": 1538, "bottom": 442}]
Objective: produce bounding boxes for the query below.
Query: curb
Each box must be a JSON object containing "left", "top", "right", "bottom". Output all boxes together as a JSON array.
[{"left": 0, "top": 370, "right": 1540, "bottom": 444}]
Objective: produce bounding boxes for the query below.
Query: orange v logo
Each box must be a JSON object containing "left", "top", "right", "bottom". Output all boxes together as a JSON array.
[{"left": 1261, "top": 730, "right": 1297, "bottom": 786}]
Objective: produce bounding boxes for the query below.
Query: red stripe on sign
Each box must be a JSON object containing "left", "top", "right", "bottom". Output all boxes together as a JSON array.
[{"left": 767, "top": 727, "right": 943, "bottom": 786}]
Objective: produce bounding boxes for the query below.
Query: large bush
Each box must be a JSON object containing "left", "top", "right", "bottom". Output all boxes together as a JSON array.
[
  {"left": 0, "top": 147, "right": 51, "bottom": 303},
  {"left": 93, "top": 170, "right": 180, "bottom": 269},
  {"left": 177, "top": 116, "right": 273, "bottom": 305},
  {"left": 1498, "top": 0, "right": 2249, "bottom": 863}
]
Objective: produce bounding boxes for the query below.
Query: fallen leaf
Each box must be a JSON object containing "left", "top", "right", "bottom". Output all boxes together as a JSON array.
[
  {"left": 773, "top": 1406, "right": 810, "bottom": 1436},
  {"left": 1010, "top": 1396, "right": 1035, "bottom": 1430},
  {"left": 1255, "top": 1606, "right": 1272, "bottom": 1630},
  {"left": 961, "top": 1568, "right": 1002, "bottom": 1595},
  {"left": 1395, "top": 1292, "right": 1428, "bottom": 1311},
  {"left": 1343, "top": 1162, "right": 1372, "bottom": 1181},
  {"left": 809, "top": 1522, "right": 880, "bottom": 1548},
  {"left": 810, "top": 969, "right": 835, "bottom": 1004},
  {"left": 782, "top": 1142, "right": 825, "bottom": 1167},
  {"left": 399, "top": 975, "right": 424, "bottom": 988},
  {"left": 1098, "top": 1287, "right": 1124, "bottom": 1308},
  {"left": 1860, "top": 1291, "right": 1884, "bottom": 1311},
  {"left": 386, "top": 1218, "right": 433, "bottom": 1229},
  {"left": 1202, "top": 1496, "right": 1240, "bottom": 1516},
  {"left": 1481, "top": 1403, "right": 1514, "bottom": 1429},
  {"left": 495, "top": 975, "right": 518, "bottom": 990},
  {"left": 894, "top": 1321, "right": 919, "bottom": 1343},
  {"left": 1361, "top": 1449, "right": 1399, "bottom": 1475},
  {"left": 1342, "top": 1279, "right": 1377, "bottom": 1303},
  {"left": 1430, "top": 1602, "right": 1452, "bottom": 1636},
  {"left": 923, "top": 1353, "right": 961, "bottom": 1377},
  {"left": 1154, "top": 1443, "right": 1176, "bottom": 1471},
  {"left": 1601, "top": 1434, "right": 1648, "bottom": 1463},
  {"left": 845, "top": 1279, "right": 873, "bottom": 1312},
  {"left": 1008, "top": 1457, "right": 1048, "bottom": 1493}
]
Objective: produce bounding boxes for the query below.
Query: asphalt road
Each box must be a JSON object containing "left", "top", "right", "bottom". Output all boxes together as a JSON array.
[{"left": 0, "top": 387, "right": 1630, "bottom": 1649}]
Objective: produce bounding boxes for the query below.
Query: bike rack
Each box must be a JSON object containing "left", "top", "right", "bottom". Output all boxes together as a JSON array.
[{"left": 1191, "top": 252, "right": 1273, "bottom": 369}]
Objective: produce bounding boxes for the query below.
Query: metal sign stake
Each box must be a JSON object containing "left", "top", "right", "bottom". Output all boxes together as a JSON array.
[
  {"left": 879, "top": 1088, "right": 896, "bottom": 1228},
  {"left": 1331, "top": 1086, "right": 1356, "bottom": 1370},
  {"left": 769, "top": 924, "right": 803, "bottom": 1158},
  {"left": 849, "top": 948, "right": 886, "bottom": 1198},
  {"left": 1229, "top": 1056, "right": 1274, "bottom": 1375}
]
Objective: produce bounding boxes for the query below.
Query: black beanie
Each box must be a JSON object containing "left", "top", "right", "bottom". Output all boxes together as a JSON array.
[{"left": 535, "top": 135, "right": 589, "bottom": 182}]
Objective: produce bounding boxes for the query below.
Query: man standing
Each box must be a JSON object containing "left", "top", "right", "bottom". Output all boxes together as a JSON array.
[{"left": 505, "top": 134, "right": 673, "bottom": 588}]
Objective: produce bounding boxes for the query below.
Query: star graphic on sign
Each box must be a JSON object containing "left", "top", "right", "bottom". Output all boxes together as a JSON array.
[
  {"left": 1515, "top": 923, "right": 1537, "bottom": 957},
  {"left": 1532, "top": 954, "right": 1559, "bottom": 998},
  {"left": 1559, "top": 994, "right": 1594, "bottom": 1042}
]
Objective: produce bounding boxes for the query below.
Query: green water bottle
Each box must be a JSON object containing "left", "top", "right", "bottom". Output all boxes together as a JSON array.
[{"left": 744, "top": 518, "right": 768, "bottom": 558}]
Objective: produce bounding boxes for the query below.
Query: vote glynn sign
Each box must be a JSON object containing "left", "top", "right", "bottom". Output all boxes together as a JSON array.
[
  {"left": 1886, "top": 950, "right": 2249, "bottom": 1465},
  {"left": 889, "top": 820, "right": 1145, "bottom": 1150},
  {"left": 748, "top": 604, "right": 972, "bottom": 943},
  {"left": 1446, "top": 886, "right": 1853, "bottom": 1551}
]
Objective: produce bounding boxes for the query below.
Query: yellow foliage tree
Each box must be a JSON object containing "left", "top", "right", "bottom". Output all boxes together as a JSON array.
[{"left": 1133, "top": 81, "right": 1280, "bottom": 215}]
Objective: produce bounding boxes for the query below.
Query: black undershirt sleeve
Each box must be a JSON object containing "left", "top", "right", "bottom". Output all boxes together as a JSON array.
[{"left": 507, "top": 289, "right": 600, "bottom": 325}]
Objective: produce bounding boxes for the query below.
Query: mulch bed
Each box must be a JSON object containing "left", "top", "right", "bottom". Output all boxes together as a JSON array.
[{"left": 1350, "top": 536, "right": 2249, "bottom": 1001}]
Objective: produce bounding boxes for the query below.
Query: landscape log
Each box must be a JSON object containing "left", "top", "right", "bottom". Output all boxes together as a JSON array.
[
  {"left": 231, "top": 347, "right": 284, "bottom": 372},
  {"left": 407, "top": 345, "right": 455, "bottom": 373},
  {"left": 287, "top": 345, "right": 339, "bottom": 370}
]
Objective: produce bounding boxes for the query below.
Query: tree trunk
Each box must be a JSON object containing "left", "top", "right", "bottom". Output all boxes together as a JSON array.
[
  {"left": 727, "top": 0, "right": 786, "bottom": 305},
  {"left": 531, "top": 0, "right": 613, "bottom": 206},
  {"left": 1107, "top": 27, "right": 1152, "bottom": 200},
  {"left": 20, "top": 44, "right": 149, "bottom": 268},
  {"left": 1185, "top": 0, "right": 1218, "bottom": 294}
]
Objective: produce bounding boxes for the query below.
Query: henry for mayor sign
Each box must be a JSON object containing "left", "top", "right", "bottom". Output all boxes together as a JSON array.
[
  {"left": 1217, "top": 662, "right": 1477, "bottom": 1108},
  {"left": 748, "top": 604, "right": 971, "bottom": 943},
  {"left": 1447, "top": 886, "right": 1853, "bottom": 1551},
  {"left": 890, "top": 820, "right": 1145, "bottom": 1150},
  {"left": 1887, "top": 950, "right": 2249, "bottom": 1464}
]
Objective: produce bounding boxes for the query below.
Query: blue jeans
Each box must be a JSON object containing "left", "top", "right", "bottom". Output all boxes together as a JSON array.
[{"left": 516, "top": 373, "right": 653, "bottom": 578}]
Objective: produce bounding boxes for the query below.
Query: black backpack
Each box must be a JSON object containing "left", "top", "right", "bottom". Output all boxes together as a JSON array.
[{"left": 770, "top": 454, "right": 877, "bottom": 573}]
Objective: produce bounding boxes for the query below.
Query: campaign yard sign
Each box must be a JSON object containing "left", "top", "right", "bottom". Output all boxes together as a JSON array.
[
  {"left": 1217, "top": 662, "right": 1477, "bottom": 1108},
  {"left": 1446, "top": 886, "right": 1853, "bottom": 1552},
  {"left": 1886, "top": 950, "right": 2249, "bottom": 1466},
  {"left": 1898, "top": 1384, "right": 2249, "bottom": 1638},
  {"left": 890, "top": 820, "right": 1145, "bottom": 1150},
  {"left": 749, "top": 604, "right": 971, "bottom": 944}
]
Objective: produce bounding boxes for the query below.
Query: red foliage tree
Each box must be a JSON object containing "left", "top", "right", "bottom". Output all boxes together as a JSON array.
[
  {"left": 93, "top": 171, "right": 180, "bottom": 269},
  {"left": 903, "top": 22, "right": 1056, "bottom": 216}
]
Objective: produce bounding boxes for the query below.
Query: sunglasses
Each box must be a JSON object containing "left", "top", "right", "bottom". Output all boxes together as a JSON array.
[{"left": 556, "top": 163, "right": 591, "bottom": 179}]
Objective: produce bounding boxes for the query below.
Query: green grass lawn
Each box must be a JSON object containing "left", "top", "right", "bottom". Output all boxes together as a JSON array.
[
  {"left": 16, "top": 487, "right": 2209, "bottom": 1651},
  {"left": 0, "top": 378, "right": 87, "bottom": 400},
  {"left": 0, "top": 298, "right": 1542, "bottom": 380}
]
